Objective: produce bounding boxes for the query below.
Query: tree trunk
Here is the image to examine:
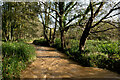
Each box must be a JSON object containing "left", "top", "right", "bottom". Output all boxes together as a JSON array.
[
  {"left": 60, "top": 30, "right": 65, "bottom": 49},
  {"left": 51, "top": 24, "right": 56, "bottom": 44},
  {"left": 49, "top": 28, "right": 51, "bottom": 40},
  {"left": 59, "top": 2, "right": 65, "bottom": 49},
  {"left": 4, "top": 27, "right": 8, "bottom": 41},
  {"left": 43, "top": 24, "right": 49, "bottom": 42},
  {"left": 79, "top": 27, "right": 90, "bottom": 53},
  {"left": 11, "top": 26, "right": 13, "bottom": 41},
  {"left": 44, "top": 2, "right": 50, "bottom": 43},
  {"left": 79, "top": 3, "right": 93, "bottom": 53},
  {"left": 51, "top": 3, "right": 57, "bottom": 44},
  {"left": 79, "top": 17, "right": 93, "bottom": 53}
]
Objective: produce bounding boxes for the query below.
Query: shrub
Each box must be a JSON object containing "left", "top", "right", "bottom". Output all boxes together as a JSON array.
[
  {"left": 17, "top": 39, "right": 26, "bottom": 42},
  {"left": 52, "top": 38, "right": 62, "bottom": 50},
  {"left": 33, "top": 39, "right": 49, "bottom": 46},
  {"left": 98, "top": 41, "right": 119, "bottom": 56},
  {"left": 2, "top": 42, "right": 36, "bottom": 79},
  {"left": 66, "top": 39, "right": 79, "bottom": 55}
]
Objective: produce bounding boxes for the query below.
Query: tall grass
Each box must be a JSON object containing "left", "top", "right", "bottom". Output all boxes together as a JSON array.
[{"left": 2, "top": 42, "right": 36, "bottom": 79}]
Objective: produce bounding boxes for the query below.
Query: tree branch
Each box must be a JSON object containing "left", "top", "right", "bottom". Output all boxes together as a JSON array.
[
  {"left": 65, "top": 2, "right": 74, "bottom": 11},
  {"left": 91, "top": 10, "right": 112, "bottom": 28},
  {"left": 64, "top": 22, "right": 83, "bottom": 32},
  {"left": 93, "top": 2, "right": 104, "bottom": 18},
  {"left": 90, "top": 27, "right": 116, "bottom": 34},
  {"left": 40, "top": 2, "right": 61, "bottom": 17},
  {"left": 113, "top": 1, "right": 120, "bottom": 8},
  {"left": 78, "top": 3, "right": 91, "bottom": 24},
  {"left": 39, "top": 13, "right": 45, "bottom": 25},
  {"left": 105, "top": 13, "right": 120, "bottom": 19},
  {"left": 42, "top": 11, "right": 59, "bottom": 23},
  {"left": 64, "top": 2, "right": 77, "bottom": 16},
  {"left": 65, "top": 13, "right": 83, "bottom": 26},
  {"left": 101, "top": 21, "right": 119, "bottom": 28},
  {"left": 91, "top": 2, "right": 120, "bottom": 28}
]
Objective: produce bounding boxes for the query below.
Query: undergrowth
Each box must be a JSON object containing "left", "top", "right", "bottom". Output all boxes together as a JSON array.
[{"left": 2, "top": 42, "right": 36, "bottom": 79}]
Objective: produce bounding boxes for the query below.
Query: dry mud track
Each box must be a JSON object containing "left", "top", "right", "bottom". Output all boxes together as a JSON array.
[{"left": 20, "top": 45, "right": 120, "bottom": 80}]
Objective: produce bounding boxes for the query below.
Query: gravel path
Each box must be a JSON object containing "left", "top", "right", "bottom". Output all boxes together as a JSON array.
[{"left": 20, "top": 45, "right": 120, "bottom": 80}]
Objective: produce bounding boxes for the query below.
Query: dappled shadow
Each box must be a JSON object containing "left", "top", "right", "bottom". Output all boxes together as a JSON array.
[
  {"left": 36, "top": 48, "right": 57, "bottom": 52},
  {"left": 37, "top": 56, "right": 68, "bottom": 59},
  {"left": 14, "top": 78, "right": 120, "bottom": 80},
  {"left": 20, "top": 45, "right": 120, "bottom": 79}
]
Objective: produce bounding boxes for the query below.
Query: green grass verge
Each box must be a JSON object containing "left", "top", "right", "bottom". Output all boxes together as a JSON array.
[{"left": 2, "top": 42, "right": 36, "bottom": 79}]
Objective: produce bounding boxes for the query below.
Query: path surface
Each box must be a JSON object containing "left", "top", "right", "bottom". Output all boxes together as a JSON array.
[{"left": 20, "top": 45, "right": 120, "bottom": 80}]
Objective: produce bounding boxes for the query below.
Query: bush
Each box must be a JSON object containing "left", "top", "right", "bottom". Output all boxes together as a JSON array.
[
  {"left": 17, "top": 39, "right": 26, "bottom": 42},
  {"left": 98, "top": 41, "right": 119, "bottom": 56},
  {"left": 65, "top": 39, "right": 79, "bottom": 56},
  {"left": 33, "top": 39, "right": 49, "bottom": 46},
  {"left": 52, "top": 38, "right": 62, "bottom": 50},
  {"left": 2, "top": 42, "right": 36, "bottom": 79}
]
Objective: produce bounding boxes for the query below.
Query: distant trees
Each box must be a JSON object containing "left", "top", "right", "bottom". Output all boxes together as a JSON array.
[{"left": 2, "top": 2, "right": 42, "bottom": 41}]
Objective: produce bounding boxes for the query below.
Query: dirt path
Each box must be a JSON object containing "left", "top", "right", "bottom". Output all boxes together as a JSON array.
[{"left": 20, "top": 45, "right": 120, "bottom": 80}]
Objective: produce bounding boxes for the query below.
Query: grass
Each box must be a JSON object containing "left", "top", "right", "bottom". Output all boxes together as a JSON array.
[{"left": 2, "top": 42, "right": 36, "bottom": 79}]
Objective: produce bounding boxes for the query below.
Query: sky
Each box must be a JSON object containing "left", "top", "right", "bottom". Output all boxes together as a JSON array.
[
  {"left": 0, "top": 0, "right": 119, "bottom": 28},
  {"left": 37, "top": 1, "right": 120, "bottom": 29}
]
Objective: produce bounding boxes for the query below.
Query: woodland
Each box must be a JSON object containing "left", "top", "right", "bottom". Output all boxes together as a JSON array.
[{"left": 1, "top": 1, "right": 120, "bottom": 79}]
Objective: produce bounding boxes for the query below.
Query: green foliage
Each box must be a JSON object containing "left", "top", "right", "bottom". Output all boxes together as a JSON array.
[
  {"left": 33, "top": 39, "right": 49, "bottom": 46},
  {"left": 54, "top": 39, "right": 120, "bottom": 73},
  {"left": 17, "top": 39, "right": 26, "bottom": 42},
  {"left": 86, "top": 52, "right": 120, "bottom": 73},
  {"left": 86, "top": 52, "right": 108, "bottom": 67},
  {"left": 66, "top": 39, "right": 79, "bottom": 56},
  {"left": 52, "top": 38, "right": 61, "bottom": 50},
  {"left": 2, "top": 2, "right": 42, "bottom": 41},
  {"left": 98, "top": 41, "right": 119, "bottom": 55},
  {"left": 2, "top": 42, "right": 36, "bottom": 79},
  {"left": 83, "top": 40, "right": 120, "bottom": 73},
  {"left": 84, "top": 40, "right": 107, "bottom": 52}
]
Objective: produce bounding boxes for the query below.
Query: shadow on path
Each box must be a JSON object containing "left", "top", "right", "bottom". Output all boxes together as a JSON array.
[{"left": 20, "top": 45, "right": 120, "bottom": 79}]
